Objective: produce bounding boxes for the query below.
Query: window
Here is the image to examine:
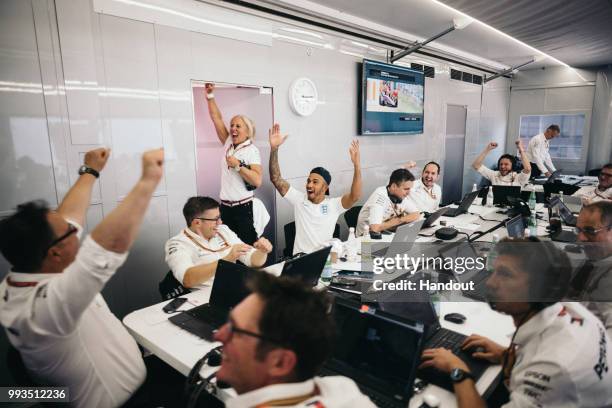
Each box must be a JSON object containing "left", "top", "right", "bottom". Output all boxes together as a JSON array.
[{"left": 519, "top": 114, "right": 585, "bottom": 160}]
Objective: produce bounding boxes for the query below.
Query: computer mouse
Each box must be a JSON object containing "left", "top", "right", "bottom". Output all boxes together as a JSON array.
[{"left": 443, "top": 312, "right": 467, "bottom": 324}]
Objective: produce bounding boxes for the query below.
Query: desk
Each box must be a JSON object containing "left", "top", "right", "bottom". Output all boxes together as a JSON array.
[{"left": 123, "top": 284, "right": 515, "bottom": 407}]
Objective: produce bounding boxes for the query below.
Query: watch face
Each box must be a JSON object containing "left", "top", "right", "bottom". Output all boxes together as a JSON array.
[{"left": 450, "top": 368, "right": 463, "bottom": 381}]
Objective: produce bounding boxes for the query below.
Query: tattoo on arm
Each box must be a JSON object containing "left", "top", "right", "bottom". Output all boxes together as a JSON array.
[{"left": 269, "top": 149, "right": 290, "bottom": 196}]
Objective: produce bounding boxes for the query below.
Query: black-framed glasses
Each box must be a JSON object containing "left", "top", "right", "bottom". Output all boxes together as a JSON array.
[
  {"left": 574, "top": 225, "right": 612, "bottom": 237},
  {"left": 195, "top": 216, "right": 222, "bottom": 222},
  {"left": 223, "top": 319, "right": 282, "bottom": 345},
  {"left": 46, "top": 224, "right": 78, "bottom": 251}
]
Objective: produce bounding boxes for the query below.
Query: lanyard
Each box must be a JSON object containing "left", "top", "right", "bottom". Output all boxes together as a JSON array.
[
  {"left": 6, "top": 277, "right": 38, "bottom": 288},
  {"left": 423, "top": 185, "right": 437, "bottom": 200},
  {"left": 225, "top": 140, "right": 252, "bottom": 159},
  {"left": 183, "top": 229, "right": 230, "bottom": 253}
]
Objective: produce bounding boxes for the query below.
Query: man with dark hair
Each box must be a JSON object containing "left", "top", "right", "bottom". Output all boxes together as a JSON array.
[
  {"left": 165, "top": 196, "right": 272, "bottom": 288},
  {"left": 573, "top": 201, "right": 612, "bottom": 338},
  {"left": 573, "top": 163, "right": 612, "bottom": 204},
  {"left": 0, "top": 148, "right": 165, "bottom": 407},
  {"left": 471, "top": 140, "right": 531, "bottom": 186},
  {"left": 420, "top": 237, "right": 612, "bottom": 407},
  {"left": 406, "top": 161, "right": 443, "bottom": 212},
  {"left": 526, "top": 124, "right": 560, "bottom": 178},
  {"left": 214, "top": 272, "right": 374, "bottom": 407},
  {"left": 356, "top": 168, "right": 420, "bottom": 235},
  {"left": 269, "top": 124, "right": 362, "bottom": 255}
]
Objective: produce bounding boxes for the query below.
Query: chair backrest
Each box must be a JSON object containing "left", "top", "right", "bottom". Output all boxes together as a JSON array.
[
  {"left": 158, "top": 270, "right": 191, "bottom": 300},
  {"left": 283, "top": 222, "right": 340, "bottom": 258},
  {"left": 343, "top": 205, "right": 362, "bottom": 229}
]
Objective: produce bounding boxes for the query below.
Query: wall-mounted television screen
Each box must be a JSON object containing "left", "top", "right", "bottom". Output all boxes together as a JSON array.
[{"left": 360, "top": 59, "right": 425, "bottom": 135}]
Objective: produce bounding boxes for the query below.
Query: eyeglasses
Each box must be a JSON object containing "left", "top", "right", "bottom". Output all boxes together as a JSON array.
[
  {"left": 46, "top": 223, "right": 78, "bottom": 251},
  {"left": 195, "top": 216, "right": 222, "bottom": 223},
  {"left": 599, "top": 172, "right": 612, "bottom": 179},
  {"left": 222, "top": 318, "right": 282, "bottom": 345},
  {"left": 574, "top": 225, "right": 612, "bottom": 237}
]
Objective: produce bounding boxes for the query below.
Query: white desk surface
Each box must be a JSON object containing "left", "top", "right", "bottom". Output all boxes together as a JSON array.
[{"left": 123, "top": 280, "right": 515, "bottom": 407}]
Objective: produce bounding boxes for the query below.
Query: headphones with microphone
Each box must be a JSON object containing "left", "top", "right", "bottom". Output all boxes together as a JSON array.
[
  {"left": 185, "top": 345, "right": 225, "bottom": 408},
  {"left": 387, "top": 186, "right": 403, "bottom": 205}
]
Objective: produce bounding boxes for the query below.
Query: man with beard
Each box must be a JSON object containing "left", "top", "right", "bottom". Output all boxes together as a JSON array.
[
  {"left": 268, "top": 124, "right": 362, "bottom": 255},
  {"left": 471, "top": 140, "right": 531, "bottom": 186},
  {"left": 420, "top": 238, "right": 612, "bottom": 408},
  {"left": 406, "top": 161, "right": 443, "bottom": 213},
  {"left": 573, "top": 163, "right": 612, "bottom": 204}
]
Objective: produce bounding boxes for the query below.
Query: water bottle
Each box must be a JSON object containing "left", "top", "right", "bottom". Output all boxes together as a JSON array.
[
  {"left": 362, "top": 224, "right": 370, "bottom": 239},
  {"left": 528, "top": 190, "right": 536, "bottom": 212},
  {"left": 472, "top": 183, "right": 478, "bottom": 192},
  {"left": 528, "top": 213, "right": 537, "bottom": 237},
  {"left": 346, "top": 227, "right": 358, "bottom": 262},
  {"left": 486, "top": 186, "right": 494, "bottom": 207},
  {"left": 321, "top": 255, "right": 333, "bottom": 282},
  {"left": 524, "top": 227, "right": 531, "bottom": 238}
]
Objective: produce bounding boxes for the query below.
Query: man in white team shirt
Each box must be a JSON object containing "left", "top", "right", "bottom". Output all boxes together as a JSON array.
[
  {"left": 573, "top": 163, "right": 612, "bottom": 204},
  {"left": 356, "top": 168, "right": 421, "bottom": 236},
  {"left": 420, "top": 238, "right": 612, "bottom": 408},
  {"left": 526, "top": 124, "right": 560, "bottom": 178},
  {"left": 215, "top": 271, "right": 375, "bottom": 408},
  {"left": 165, "top": 196, "right": 272, "bottom": 288},
  {"left": 471, "top": 140, "right": 531, "bottom": 186},
  {"left": 268, "top": 124, "right": 362, "bottom": 255},
  {"left": 405, "top": 161, "right": 443, "bottom": 213},
  {"left": 0, "top": 148, "right": 165, "bottom": 407}
]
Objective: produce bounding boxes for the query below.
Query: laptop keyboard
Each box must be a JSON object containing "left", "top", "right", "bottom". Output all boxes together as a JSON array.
[
  {"left": 427, "top": 328, "right": 466, "bottom": 354},
  {"left": 186, "top": 305, "right": 227, "bottom": 327}
]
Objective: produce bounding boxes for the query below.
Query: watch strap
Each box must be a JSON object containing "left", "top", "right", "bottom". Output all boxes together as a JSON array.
[{"left": 79, "top": 165, "right": 100, "bottom": 179}]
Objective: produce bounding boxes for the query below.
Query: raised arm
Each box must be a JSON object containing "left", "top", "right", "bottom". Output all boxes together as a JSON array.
[
  {"left": 341, "top": 140, "right": 362, "bottom": 209},
  {"left": 90, "top": 149, "right": 164, "bottom": 253},
  {"left": 57, "top": 148, "right": 110, "bottom": 226},
  {"left": 204, "top": 83, "right": 229, "bottom": 144},
  {"left": 516, "top": 139, "right": 531, "bottom": 174},
  {"left": 472, "top": 142, "right": 496, "bottom": 170},
  {"left": 268, "top": 123, "right": 290, "bottom": 196}
]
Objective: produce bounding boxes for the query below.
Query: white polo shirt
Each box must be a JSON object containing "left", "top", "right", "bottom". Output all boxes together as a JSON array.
[
  {"left": 0, "top": 227, "right": 146, "bottom": 408},
  {"left": 477, "top": 165, "right": 530, "bottom": 187},
  {"left": 406, "top": 179, "right": 442, "bottom": 213},
  {"left": 225, "top": 376, "right": 376, "bottom": 408},
  {"left": 220, "top": 139, "right": 261, "bottom": 202},
  {"left": 526, "top": 133, "right": 556, "bottom": 174},
  {"left": 573, "top": 185, "right": 612, "bottom": 204},
  {"left": 165, "top": 225, "right": 255, "bottom": 288},
  {"left": 503, "top": 302, "right": 612, "bottom": 408},
  {"left": 356, "top": 186, "right": 419, "bottom": 235},
  {"left": 283, "top": 187, "right": 346, "bottom": 255}
]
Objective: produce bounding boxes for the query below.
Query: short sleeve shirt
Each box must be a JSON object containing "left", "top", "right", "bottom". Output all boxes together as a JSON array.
[
  {"left": 220, "top": 139, "right": 261, "bottom": 201},
  {"left": 356, "top": 186, "right": 419, "bottom": 235}
]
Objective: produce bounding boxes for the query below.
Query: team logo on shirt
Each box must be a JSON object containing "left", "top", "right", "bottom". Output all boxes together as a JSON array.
[
  {"left": 594, "top": 326, "right": 609, "bottom": 380},
  {"left": 321, "top": 204, "right": 328, "bottom": 215}
]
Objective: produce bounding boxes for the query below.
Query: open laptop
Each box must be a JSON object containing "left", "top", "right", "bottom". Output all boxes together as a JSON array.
[
  {"left": 168, "top": 260, "right": 254, "bottom": 340},
  {"left": 548, "top": 197, "right": 578, "bottom": 242},
  {"left": 438, "top": 241, "right": 490, "bottom": 301},
  {"left": 506, "top": 214, "right": 525, "bottom": 238},
  {"left": 372, "top": 219, "right": 425, "bottom": 257},
  {"left": 492, "top": 185, "right": 521, "bottom": 206},
  {"left": 281, "top": 246, "right": 331, "bottom": 286},
  {"left": 372, "top": 288, "right": 490, "bottom": 392},
  {"left": 421, "top": 207, "right": 449, "bottom": 229},
  {"left": 544, "top": 182, "right": 580, "bottom": 200},
  {"left": 444, "top": 190, "right": 480, "bottom": 217},
  {"left": 532, "top": 169, "right": 562, "bottom": 185},
  {"left": 321, "top": 297, "right": 425, "bottom": 408}
]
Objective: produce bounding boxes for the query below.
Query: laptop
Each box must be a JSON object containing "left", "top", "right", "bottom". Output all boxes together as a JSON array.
[
  {"left": 168, "top": 260, "right": 255, "bottom": 340},
  {"left": 532, "top": 169, "right": 562, "bottom": 185},
  {"left": 543, "top": 182, "right": 580, "bottom": 200},
  {"left": 444, "top": 190, "right": 480, "bottom": 217},
  {"left": 421, "top": 207, "right": 449, "bottom": 229},
  {"left": 372, "top": 289, "right": 490, "bottom": 392},
  {"left": 372, "top": 219, "right": 425, "bottom": 258},
  {"left": 492, "top": 185, "right": 521, "bottom": 206},
  {"left": 548, "top": 197, "right": 578, "bottom": 242},
  {"left": 505, "top": 215, "right": 525, "bottom": 238},
  {"left": 281, "top": 246, "right": 331, "bottom": 286},
  {"left": 322, "top": 297, "right": 425, "bottom": 408},
  {"left": 438, "top": 242, "right": 490, "bottom": 301}
]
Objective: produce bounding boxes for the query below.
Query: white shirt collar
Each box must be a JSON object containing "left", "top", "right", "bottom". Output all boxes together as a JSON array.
[{"left": 226, "top": 379, "right": 315, "bottom": 408}]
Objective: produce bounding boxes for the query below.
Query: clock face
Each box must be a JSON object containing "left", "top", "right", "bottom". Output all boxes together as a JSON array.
[{"left": 289, "top": 77, "right": 318, "bottom": 116}]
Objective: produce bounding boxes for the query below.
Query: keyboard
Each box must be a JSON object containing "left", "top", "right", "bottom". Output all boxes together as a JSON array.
[
  {"left": 444, "top": 207, "right": 463, "bottom": 217},
  {"left": 186, "top": 304, "right": 228, "bottom": 328}
]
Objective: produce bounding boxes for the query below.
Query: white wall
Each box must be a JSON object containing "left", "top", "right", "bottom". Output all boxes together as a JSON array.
[{"left": 0, "top": 0, "right": 510, "bottom": 316}]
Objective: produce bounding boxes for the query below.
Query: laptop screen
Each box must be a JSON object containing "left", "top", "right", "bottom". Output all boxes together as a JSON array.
[
  {"left": 492, "top": 185, "right": 521, "bottom": 206},
  {"left": 282, "top": 246, "right": 331, "bottom": 286},
  {"left": 210, "top": 260, "right": 254, "bottom": 309},
  {"left": 506, "top": 215, "right": 525, "bottom": 238},
  {"left": 327, "top": 299, "right": 424, "bottom": 403}
]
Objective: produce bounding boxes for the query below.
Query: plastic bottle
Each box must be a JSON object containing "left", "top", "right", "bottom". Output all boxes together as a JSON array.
[
  {"left": 486, "top": 234, "right": 500, "bottom": 272},
  {"left": 486, "top": 186, "right": 494, "bottom": 207},
  {"left": 528, "top": 213, "right": 537, "bottom": 237},
  {"left": 528, "top": 190, "right": 536, "bottom": 212},
  {"left": 320, "top": 255, "right": 333, "bottom": 282},
  {"left": 346, "top": 227, "right": 358, "bottom": 262},
  {"left": 472, "top": 183, "right": 478, "bottom": 192}
]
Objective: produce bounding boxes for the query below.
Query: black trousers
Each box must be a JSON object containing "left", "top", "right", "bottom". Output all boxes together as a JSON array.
[
  {"left": 220, "top": 201, "right": 258, "bottom": 244},
  {"left": 530, "top": 162, "right": 542, "bottom": 179}
]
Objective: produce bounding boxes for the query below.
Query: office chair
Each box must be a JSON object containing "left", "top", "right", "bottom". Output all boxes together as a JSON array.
[
  {"left": 283, "top": 222, "right": 340, "bottom": 258},
  {"left": 158, "top": 270, "right": 191, "bottom": 300},
  {"left": 343, "top": 205, "right": 362, "bottom": 230}
]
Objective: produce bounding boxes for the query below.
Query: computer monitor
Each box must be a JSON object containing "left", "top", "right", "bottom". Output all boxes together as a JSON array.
[{"left": 492, "top": 185, "right": 521, "bottom": 206}]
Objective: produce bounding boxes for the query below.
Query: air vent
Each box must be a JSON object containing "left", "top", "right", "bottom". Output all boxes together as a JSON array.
[
  {"left": 451, "top": 68, "right": 482, "bottom": 85},
  {"left": 411, "top": 62, "right": 435, "bottom": 78}
]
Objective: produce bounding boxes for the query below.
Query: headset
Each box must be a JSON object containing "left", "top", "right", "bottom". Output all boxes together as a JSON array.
[
  {"left": 497, "top": 154, "right": 517, "bottom": 171},
  {"left": 184, "top": 345, "right": 224, "bottom": 408},
  {"left": 387, "top": 187, "right": 403, "bottom": 205}
]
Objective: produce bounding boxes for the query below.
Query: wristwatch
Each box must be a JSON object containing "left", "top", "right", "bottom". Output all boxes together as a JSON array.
[
  {"left": 78, "top": 165, "right": 100, "bottom": 179},
  {"left": 450, "top": 368, "right": 474, "bottom": 383}
]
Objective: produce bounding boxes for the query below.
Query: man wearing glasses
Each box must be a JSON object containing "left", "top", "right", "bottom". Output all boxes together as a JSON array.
[
  {"left": 573, "top": 201, "right": 612, "bottom": 339},
  {"left": 213, "top": 272, "right": 375, "bottom": 407},
  {"left": 419, "top": 238, "right": 612, "bottom": 408},
  {"left": 0, "top": 148, "right": 165, "bottom": 407},
  {"left": 165, "top": 196, "right": 272, "bottom": 289},
  {"left": 573, "top": 163, "right": 612, "bottom": 204}
]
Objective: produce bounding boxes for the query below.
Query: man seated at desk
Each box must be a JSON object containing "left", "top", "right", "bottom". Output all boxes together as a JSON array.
[
  {"left": 405, "top": 161, "right": 443, "bottom": 213},
  {"left": 165, "top": 196, "right": 272, "bottom": 288},
  {"left": 420, "top": 238, "right": 612, "bottom": 408},
  {"left": 214, "top": 272, "right": 375, "bottom": 408},
  {"left": 471, "top": 140, "right": 531, "bottom": 187},
  {"left": 356, "top": 168, "right": 421, "bottom": 236},
  {"left": 268, "top": 123, "right": 362, "bottom": 255},
  {"left": 573, "top": 163, "right": 612, "bottom": 204}
]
